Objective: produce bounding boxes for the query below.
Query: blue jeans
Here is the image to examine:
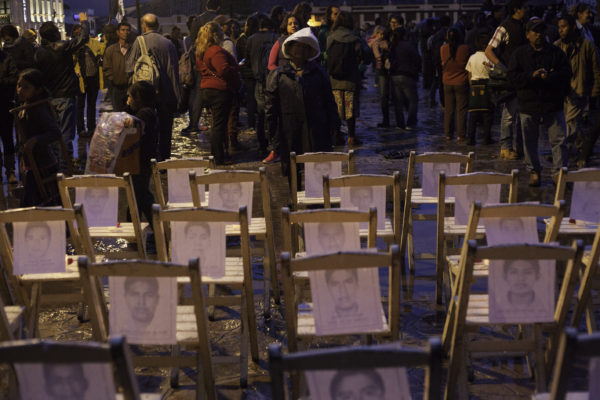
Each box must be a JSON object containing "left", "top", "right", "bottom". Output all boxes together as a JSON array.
[
  {"left": 500, "top": 96, "right": 522, "bottom": 151},
  {"left": 391, "top": 75, "right": 418, "bottom": 128},
  {"left": 51, "top": 97, "right": 77, "bottom": 160},
  {"left": 520, "top": 111, "right": 568, "bottom": 174}
]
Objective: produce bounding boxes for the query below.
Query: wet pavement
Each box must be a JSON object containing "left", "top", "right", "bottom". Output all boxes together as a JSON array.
[{"left": 2, "top": 70, "right": 597, "bottom": 399}]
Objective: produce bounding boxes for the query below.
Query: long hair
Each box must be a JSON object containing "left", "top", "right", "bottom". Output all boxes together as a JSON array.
[
  {"left": 195, "top": 21, "right": 224, "bottom": 60},
  {"left": 446, "top": 27, "right": 461, "bottom": 59}
]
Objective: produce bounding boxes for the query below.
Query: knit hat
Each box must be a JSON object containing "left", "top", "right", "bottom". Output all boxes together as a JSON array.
[{"left": 282, "top": 27, "right": 320, "bottom": 61}]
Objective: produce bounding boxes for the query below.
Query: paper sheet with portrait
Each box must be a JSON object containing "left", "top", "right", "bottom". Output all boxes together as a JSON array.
[
  {"left": 341, "top": 185, "right": 386, "bottom": 229},
  {"left": 304, "top": 222, "right": 361, "bottom": 255},
  {"left": 75, "top": 186, "right": 119, "bottom": 227},
  {"left": 421, "top": 162, "right": 460, "bottom": 197},
  {"left": 453, "top": 183, "right": 501, "bottom": 225},
  {"left": 570, "top": 176, "right": 600, "bottom": 224},
  {"left": 170, "top": 221, "right": 226, "bottom": 278},
  {"left": 305, "top": 366, "right": 411, "bottom": 400},
  {"left": 208, "top": 181, "right": 253, "bottom": 224},
  {"left": 13, "top": 221, "right": 66, "bottom": 275},
  {"left": 167, "top": 167, "right": 206, "bottom": 205},
  {"left": 488, "top": 259, "right": 555, "bottom": 324},
  {"left": 481, "top": 216, "right": 540, "bottom": 245},
  {"left": 109, "top": 276, "right": 177, "bottom": 345},
  {"left": 14, "top": 362, "right": 116, "bottom": 400},
  {"left": 304, "top": 161, "right": 342, "bottom": 198}
]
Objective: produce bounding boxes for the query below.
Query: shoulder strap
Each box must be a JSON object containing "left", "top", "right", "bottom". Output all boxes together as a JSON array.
[{"left": 138, "top": 36, "right": 148, "bottom": 56}]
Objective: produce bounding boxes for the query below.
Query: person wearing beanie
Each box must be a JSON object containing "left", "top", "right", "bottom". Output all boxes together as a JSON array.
[{"left": 265, "top": 27, "right": 340, "bottom": 187}]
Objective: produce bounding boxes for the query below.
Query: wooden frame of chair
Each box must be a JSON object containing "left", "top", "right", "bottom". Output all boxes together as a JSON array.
[
  {"left": 280, "top": 246, "right": 401, "bottom": 356},
  {"left": 269, "top": 337, "right": 443, "bottom": 400},
  {"left": 0, "top": 295, "right": 23, "bottom": 341},
  {"left": 435, "top": 170, "right": 519, "bottom": 305},
  {"left": 150, "top": 157, "right": 215, "bottom": 209},
  {"left": 57, "top": 173, "right": 148, "bottom": 258},
  {"left": 400, "top": 151, "right": 475, "bottom": 280},
  {"left": 442, "top": 201, "right": 567, "bottom": 352},
  {"left": 445, "top": 240, "right": 584, "bottom": 399},
  {"left": 152, "top": 205, "right": 259, "bottom": 374},
  {"left": 78, "top": 257, "right": 217, "bottom": 399},
  {"left": 0, "top": 205, "right": 94, "bottom": 337},
  {"left": 290, "top": 151, "right": 355, "bottom": 210},
  {"left": 323, "top": 172, "right": 402, "bottom": 246},
  {"left": 188, "top": 167, "right": 278, "bottom": 314},
  {"left": 0, "top": 335, "right": 144, "bottom": 400}
]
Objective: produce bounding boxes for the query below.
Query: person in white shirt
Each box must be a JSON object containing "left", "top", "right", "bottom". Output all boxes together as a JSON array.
[{"left": 465, "top": 33, "right": 494, "bottom": 145}]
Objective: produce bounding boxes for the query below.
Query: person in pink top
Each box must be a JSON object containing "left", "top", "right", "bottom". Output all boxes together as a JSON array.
[
  {"left": 268, "top": 13, "right": 301, "bottom": 72},
  {"left": 441, "top": 27, "right": 470, "bottom": 141}
]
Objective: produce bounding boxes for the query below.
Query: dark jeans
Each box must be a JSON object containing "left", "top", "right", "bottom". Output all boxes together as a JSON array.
[
  {"left": 77, "top": 76, "right": 100, "bottom": 133},
  {"left": 243, "top": 78, "right": 257, "bottom": 129},
  {"left": 254, "top": 81, "right": 268, "bottom": 151},
  {"left": 520, "top": 111, "right": 568, "bottom": 174},
  {"left": 581, "top": 107, "right": 600, "bottom": 163},
  {"left": 377, "top": 72, "right": 390, "bottom": 125},
  {"left": 391, "top": 74, "right": 418, "bottom": 128},
  {"left": 467, "top": 110, "right": 493, "bottom": 142},
  {"left": 51, "top": 96, "right": 77, "bottom": 162},
  {"left": 156, "top": 102, "right": 175, "bottom": 162},
  {"left": 0, "top": 106, "right": 15, "bottom": 173},
  {"left": 430, "top": 67, "right": 444, "bottom": 107},
  {"left": 111, "top": 84, "right": 129, "bottom": 112},
  {"left": 131, "top": 173, "right": 155, "bottom": 230},
  {"left": 443, "top": 83, "right": 468, "bottom": 138},
  {"left": 202, "top": 88, "right": 232, "bottom": 164}
]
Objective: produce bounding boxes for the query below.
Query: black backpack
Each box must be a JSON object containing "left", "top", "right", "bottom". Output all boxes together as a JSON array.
[
  {"left": 326, "top": 40, "right": 358, "bottom": 81},
  {"left": 256, "top": 33, "right": 277, "bottom": 83}
]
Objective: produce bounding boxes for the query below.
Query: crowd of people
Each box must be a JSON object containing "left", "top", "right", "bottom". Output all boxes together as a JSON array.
[{"left": 1, "top": 0, "right": 600, "bottom": 209}]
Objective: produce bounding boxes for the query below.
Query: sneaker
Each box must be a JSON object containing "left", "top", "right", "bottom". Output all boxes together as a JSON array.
[
  {"left": 262, "top": 151, "right": 280, "bottom": 163},
  {"left": 499, "top": 149, "right": 519, "bottom": 160},
  {"left": 7, "top": 172, "right": 17, "bottom": 184},
  {"left": 529, "top": 172, "right": 541, "bottom": 187}
]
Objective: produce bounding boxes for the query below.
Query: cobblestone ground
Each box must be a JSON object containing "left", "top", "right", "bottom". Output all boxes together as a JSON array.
[{"left": 2, "top": 71, "right": 596, "bottom": 399}]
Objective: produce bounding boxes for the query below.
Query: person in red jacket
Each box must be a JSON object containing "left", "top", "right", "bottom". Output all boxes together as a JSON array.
[
  {"left": 441, "top": 27, "right": 470, "bottom": 141},
  {"left": 196, "top": 21, "right": 242, "bottom": 165}
]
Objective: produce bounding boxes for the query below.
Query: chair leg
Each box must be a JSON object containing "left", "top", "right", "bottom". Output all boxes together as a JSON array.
[
  {"left": 267, "top": 241, "right": 280, "bottom": 305},
  {"left": 170, "top": 345, "right": 181, "bottom": 388},
  {"left": 586, "top": 299, "right": 597, "bottom": 334},
  {"left": 534, "top": 325, "right": 547, "bottom": 392},
  {"left": 207, "top": 284, "right": 216, "bottom": 321},
  {"left": 407, "top": 216, "right": 415, "bottom": 273},
  {"left": 244, "top": 282, "right": 259, "bottom": 362},
  {"left": 26, "top": 283, "right": 41, "bottom": 337},
  {"left": 239, "top": 294, "right": 249, "bottom": 388}
]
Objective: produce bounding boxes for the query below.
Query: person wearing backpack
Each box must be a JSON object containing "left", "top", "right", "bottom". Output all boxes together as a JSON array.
[
  {"left": 126, "top": 14, "right": 181, "bottom": 162},
  {"left": 246, "top": 14, "right": 278, "bottom": 158},
  {"left": 326, "top": 11, "right": 367, "bottom": 146}
]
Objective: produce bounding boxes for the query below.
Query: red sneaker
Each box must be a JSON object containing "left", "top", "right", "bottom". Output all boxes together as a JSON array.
[{"left": 262, "top": 151, "right": 280, "bottom": 163}]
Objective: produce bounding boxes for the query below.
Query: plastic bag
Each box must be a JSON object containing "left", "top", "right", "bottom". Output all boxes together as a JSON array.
[{"left": 85, "top": 112, "right": 136, "bottom": 174}]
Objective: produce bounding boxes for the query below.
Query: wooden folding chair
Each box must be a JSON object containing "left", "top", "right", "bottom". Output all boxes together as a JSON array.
[
  {"left": 150, "top": 157, "right": 215, "bottom": 208},
  {"left": 57, "top": 173, "right": 149, "bottom": 259},
  {"left": 0, "top": 206, "right": 95, "bottom": 337},
  {"left": 152, "top": 205, "right": 258, "bottom": 380},
  {"left": 551, "top": 167, "right": 600, "bottom": 238},
  {"left": 78, "top": 257, "right": 216, "bottom": 399},
  {"left": 400, "top": 151, "right": 474, "bottom": 278},
  {"left": 188, "top": 168, "right": 278, "bottom": 315},
  {"left": 0, "top": 296, "right": 24, "bottom": 341},
  {"left": 536, "top": 327, "right": 600, "bottom": 400},
  {"left": 435, "top": 170, "right": 519, "bottom": 305},
  {"left": 323, "top": 172, "right": 402, "bottom": 247},
  {"left": 445, "top": 241, "right": 584, "bottom": 399},
  {"left": 269, "top": 337, "right": 443, "bottom": 400},
  {"left": 290, "top": 151, "right": 355, "bottom": 210}
]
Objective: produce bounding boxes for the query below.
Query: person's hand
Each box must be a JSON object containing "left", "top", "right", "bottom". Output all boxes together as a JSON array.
[
  {"left": 483, "top": 60, "right": 494, "bottom": 68},
  {"left": 79, "top": 12, "right": 87, "bottom": 22},
  {"left": 533, "top": 68, "right": 547, "bottom": 79}
]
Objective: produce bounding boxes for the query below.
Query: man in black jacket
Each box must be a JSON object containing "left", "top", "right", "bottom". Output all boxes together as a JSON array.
[
  {"left": 34, "top": 13, "right": 89, "bottom": 164},
  {"left": 1, "top": 24, "right": 35, "bottom": 72},
  {"left": 508, "top": 18, "right": 571, "bottom": 187}
]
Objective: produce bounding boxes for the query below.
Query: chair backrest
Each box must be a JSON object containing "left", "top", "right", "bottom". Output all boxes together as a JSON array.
[
  {"left": 281, "top": 207, "right": 378, "bottom": 257},
  {"left": 280, "top": 246, "right": 402, "bottom": 350},
  {"left": 290, "top": 151, "right": 355, "bottom": 204},
  {"left": 269, "top": 337, "right": 443, "bottom": 400},
  {"left": 554, "top": 167, "right": 600, "bottom": 220},
  {"left": 549, "top": 327, "right": 600, "bottom": 400},
  {"left": 0, "top": 335, "right": 141, "bottom": 400},
  {"left": 323, "top": 172, "right": 402, "bottom": 241},
  {"left": 0, "top": 296, "right": 14, "bottom": 341},
  {"left": 150, "top": 157, "right": 215, "bottom": 208}
]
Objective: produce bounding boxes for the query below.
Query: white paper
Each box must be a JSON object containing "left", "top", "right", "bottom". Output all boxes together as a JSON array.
[
  {"left": 482, "top": 217, "right": 540, "bottom": 245},
  {"left": 208, "top": 182, "right": 253, "bottom": 224},
  {"left": 170, "top": 221, "right": 226, "bottom": 278},
  {"left": 488, "top": 259, "right": 555, "bottom": 323},
  {"left": 570, "top": 179, "right": 600, "bottom": 224},
  {"left": 14, "top": 362, "right": 116, "bottom": 400},
  {"left": 305, "top": 367, "right": 411, "bottom": 400},
  {"left": 421, "top": 162, "right": 460, "bottom": 197},
  {"left": 304, "top": 222, "right": 361, "bottom": 255},
  {"left": 109, "top": 276, "right": 177, "bottom": 345},
  {"left": 341, "top": 186, "right": 386, "bottom": 230},
  {"left": 13, "top": 221, "right": 66, "bottom": 275},
  {"left": 305, "top": 161, "right": 343, "bottom": 198},
  {"left": 453, "top": 183, "right": 502, "bottom": 225},
  {"left": 167, "top": 167, "right": 205, "bottom": 204},
  {"left": 75, "top": 187, "right": 119, "bottom": 227}
]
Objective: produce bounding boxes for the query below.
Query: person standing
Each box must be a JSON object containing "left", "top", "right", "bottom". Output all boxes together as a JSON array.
[
  {"left": 34, "top": 13, "right": 89, "bottom": 166},
  {"left": 428, "top": 15, "right": 451, "bottom": 109},
  {"left": 466, "top": 34, "right": 494, "bottom": 145},
  {"left": 1, "top": 24, "right": 35, "bottom": 72},
  {"left": 237, "top": 14, "right": 258, "bottom": 132},
  {"left": 103, "top": 22, "right": 132, "bottom": 112},
  {"left": 318, "top": 5, "right": 340, "bottom": 55},
  {"left": 485, "top": 0, "right": 527, "bottom": 160},
  {"left": 73, "top": 25, "right": 101, "bottom": 138},
  {"left": 190, "top": 0, "right": 220, "bottom": 42},
  {"left": 441, "top": 28, "right": 470, "bottom": 141},
  {"left": 508, "top": 18, "right": 571, "bottom": 186},
  {"left": 574, "top": 3, "right": 596, "bottom": 45},
  {"left": 555, "top": 14, "right": 600, "bottom": 164},
  {"left": 0, "top": 47, "right": 18, "bottom": 183},
  {"left": 126, "top": 14, "right": 181, "bottom": 162},
  {"left": 369, "top": 25, "right": 390, "bottom": 128}
]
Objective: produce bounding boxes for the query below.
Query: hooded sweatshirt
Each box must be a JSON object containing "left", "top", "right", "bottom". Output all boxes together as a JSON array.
[{"left": 326, "top": 27, "right": 363, "bottom": 91}]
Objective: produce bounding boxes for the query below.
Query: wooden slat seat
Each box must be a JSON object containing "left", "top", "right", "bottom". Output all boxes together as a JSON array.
[
  {"left": 295, "top": 302, "right": 389, "bottom": 337},
  {"left": 297, "top": 191, "right": 340, "bottom": 206},
  {"left": 411, "top": 188, "right": 456, "bottom": 205},
  {"left": 544, "top": 218, "right": 598, "bottom": 236},
  {"left": 176, "top": 257, "right": 245, "bottom": 285}
]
